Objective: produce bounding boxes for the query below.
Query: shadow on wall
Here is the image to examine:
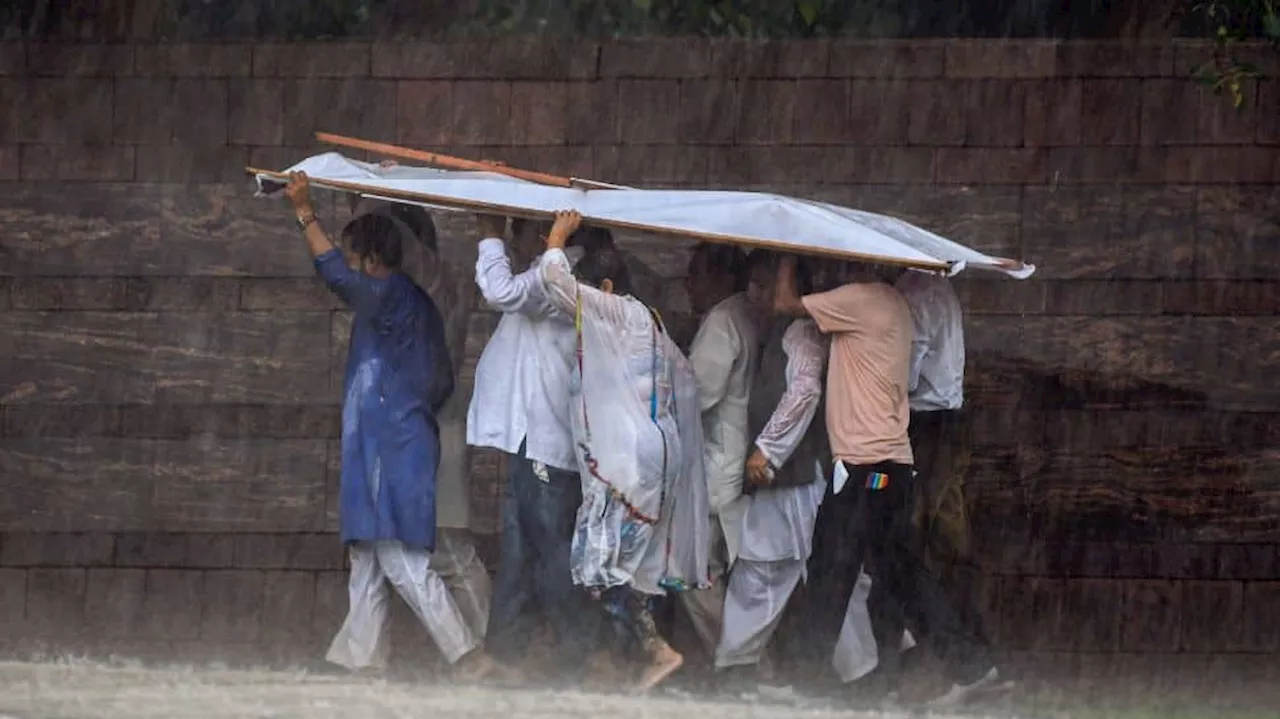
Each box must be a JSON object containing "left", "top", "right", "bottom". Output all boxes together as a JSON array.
[{"left": 964, "top": 352, "right": 1280, "bottom": 564}]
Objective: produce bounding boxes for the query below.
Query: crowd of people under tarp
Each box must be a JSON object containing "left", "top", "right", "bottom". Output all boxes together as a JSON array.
[{"left": 281, "top": 169, "right": 1006, "bottom": 708}]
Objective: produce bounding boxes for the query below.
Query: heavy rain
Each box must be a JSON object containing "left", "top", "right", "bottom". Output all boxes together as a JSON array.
[{"left": 0, "top": 2, "right": 1277, "bottom": 718}]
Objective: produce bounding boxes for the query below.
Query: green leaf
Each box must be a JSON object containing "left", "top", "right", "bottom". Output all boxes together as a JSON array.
[
  {"left": 1262, "top": 10, "right": 1280, "bottom": 40},
  {"left": 797, "top": 0, "right": 819, "bottom": 26}
]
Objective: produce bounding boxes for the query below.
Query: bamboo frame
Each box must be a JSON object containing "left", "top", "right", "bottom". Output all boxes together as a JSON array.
[
  {"left": 314, "top": 132, "right": 626, "bottom": 191},
  {"left": 247, "top": 165, "right": 954, "bottom": 272}
]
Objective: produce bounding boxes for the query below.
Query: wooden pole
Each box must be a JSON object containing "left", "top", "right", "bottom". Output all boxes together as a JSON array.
[
  {"left": 247, "top": 166, "right": 953, "bottom": 272},
  {"left": 314, "top": 132, "right": 626, "bottom": 191}
]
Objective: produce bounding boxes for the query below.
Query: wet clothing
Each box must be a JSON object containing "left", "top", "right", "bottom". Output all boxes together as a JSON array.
[
  {"left": 802, "top": 281, "right": 991, "bottom": 685},
  {"left": 716, "top": 319, "right": 828, "bottom": 670},
  {"left": 681, "top": 292, "right": 759, "bottom": 654},
  {"left": 467, "top": 239, "right": 583, "bottom": 472},
  {"left": 486, "top": 442, "right": 600, "bottom": 671},
  {"left": 433, "top": 528, "right": 492, "bottom": 641},
  {"left": 910, "top": 409, "right": 973, "bottom": 566},
  {"left": 896, "top": 271, "right": 964, "bottom": 413},
  {"left": 809, "top": 463, "right": 991, "bottom": 685},
  {"left": 897, "top": 272, "right": 972, "bottom": 565},
  {"left": 601, "top": 586, "right": 665, "bottom": 657},
  {"left": 688, "top": 292, "right": 759, "bottom": 563},
  {"left": 326, "top": 539, "right": 477, "bottom": 668},
  {"left": 319, "top": 248, "right": 453, "bottom": 553},
  {"left": 316, "top": 246, "right": 478, "bottom": 668},
  {"left": 468, "top": 239, "right": 595, "bottom": 670},
  {"left": 802, "top": 283, "right": 914, "bottom": 466},
  {"left": 538, "top": 248, "right": 710, "bottom": 597}
]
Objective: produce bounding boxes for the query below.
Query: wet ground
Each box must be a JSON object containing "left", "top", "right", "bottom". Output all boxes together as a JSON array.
[
  {"left": 0, "top": 659, "right": 928, "bottom": 719},
  {"left": 1, "top": 658, "right": 1276, "bottom": 719}
]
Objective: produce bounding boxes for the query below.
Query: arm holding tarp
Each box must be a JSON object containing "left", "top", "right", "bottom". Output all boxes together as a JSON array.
[
  {"left": 473, "top": 214, "right": 544, "bottom": 315},
  {"left": 284, "top": 171, "right": 382, "bottom": 316},
  {"left": 537, "top": 211, "right": 634, "bottom": 327},
  {"left": 772, "top": 255, "right": 812, "bottom": 319}
]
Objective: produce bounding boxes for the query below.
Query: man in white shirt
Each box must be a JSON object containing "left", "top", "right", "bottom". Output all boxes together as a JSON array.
[
  {"left": 680, "top": 243, "right": 759, "bottom": 659},
  {"left": 895, "top": 270, "right": 970, "bottom": 569},
  {"left": 467, "top": 214, "right": 605, "bottom": 682}
]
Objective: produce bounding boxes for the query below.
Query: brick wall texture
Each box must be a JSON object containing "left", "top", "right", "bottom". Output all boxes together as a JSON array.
[{"left": 0, "top": 39, "right": 1278, "bottom": 668}]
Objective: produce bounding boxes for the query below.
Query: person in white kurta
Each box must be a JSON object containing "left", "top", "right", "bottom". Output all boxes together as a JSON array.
[
  {"left": 680, "top": 243, "right": 758, "bottom": 657},
  {"left": 715, "top": 311, "right": 828, "bottom": 674}
]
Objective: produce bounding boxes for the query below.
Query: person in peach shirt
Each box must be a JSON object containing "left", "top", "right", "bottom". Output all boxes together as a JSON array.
[{"left": 772, "top": 255, "right": 1000, "bottom": 707}]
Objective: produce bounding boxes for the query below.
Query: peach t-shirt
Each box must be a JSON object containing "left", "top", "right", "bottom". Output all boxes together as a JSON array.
[{"left": 801, "top": 282, "right": 914, "bottom": 466}]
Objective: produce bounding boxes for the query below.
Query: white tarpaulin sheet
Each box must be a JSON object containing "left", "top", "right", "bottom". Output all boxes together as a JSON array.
[{"left": 255, "top": 152, "right": 1035, "bottom": 278}]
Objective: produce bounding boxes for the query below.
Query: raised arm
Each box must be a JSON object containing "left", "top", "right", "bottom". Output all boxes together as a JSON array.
[
  {"left": 313, "top": 250, "right": 384, "bottom": 315},
  {"left": 772, "top": 254, "right": 811, "bottom": 318},
  {"left": 285, "top": 171, "right": 338, "bottom": 260},
  {"left": 475, "top": 237, "right": 545, "bottom": 315},
  {"left": 537, "top": 210, "right": 635, "bottom": 327},
  {"left": 754, "top": 320, "right": 825, "bottom": 469},
  {"left": 285, "top": 172, "right": 380, "bottom": 313}
]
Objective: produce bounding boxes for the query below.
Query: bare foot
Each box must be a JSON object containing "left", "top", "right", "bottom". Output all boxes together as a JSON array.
[{"left": 636, "top": 644, "right": 684, "bottom": 692}]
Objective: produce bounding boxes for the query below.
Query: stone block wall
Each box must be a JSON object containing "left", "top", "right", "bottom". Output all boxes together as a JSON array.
[{"left": 0, "top": 39, "right": 1277, "bottom": 668}]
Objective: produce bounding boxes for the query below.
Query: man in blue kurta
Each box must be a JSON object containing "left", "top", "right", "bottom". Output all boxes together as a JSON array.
[{"left": 283, "top": 171, "right": 498, "bottom": 678}]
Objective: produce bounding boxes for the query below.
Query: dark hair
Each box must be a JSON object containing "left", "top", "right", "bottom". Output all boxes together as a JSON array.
[
  {"left": 342, "top": 213, "right": 404, "bottom": 269},
  {"left": 745, "top": 249, "right": 813, "bottom": 295},
  {"left": 688, "top": 242, "right": 748, "bottom": 291},
  {"left": 569, "top": 225, "right": 614, "bottom": 252},
  {"left": 511, "top": 217, "right": 550, "bottom": 239},
  {"left": 575, "top": 246, "right": 632, "bottom": 296},
  {"left": 744, "top": 249, "right": 775, "bottom": 282},
  {"left": 386, "top": 203, "right": 437, "bottom": 252}
]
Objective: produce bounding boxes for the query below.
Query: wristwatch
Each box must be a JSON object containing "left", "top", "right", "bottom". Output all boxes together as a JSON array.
[{"left": 296, "top": 213, "right": 317, "bottom": 231}]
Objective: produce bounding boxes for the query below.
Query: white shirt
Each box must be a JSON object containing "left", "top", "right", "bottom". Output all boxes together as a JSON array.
[
  {"left": 896, "top": 271, "right": 965, "bottom": 412},
  {"left": 689, "top": 292, "right": 759, "bottom": 565},
  {"left": 465, "top": 238, "right": 583, "bottom": 471}
]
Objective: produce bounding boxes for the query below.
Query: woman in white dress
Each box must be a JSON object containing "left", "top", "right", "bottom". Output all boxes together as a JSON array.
[{"left": 537, "top": 210, "right": 710, "bottom": 691}]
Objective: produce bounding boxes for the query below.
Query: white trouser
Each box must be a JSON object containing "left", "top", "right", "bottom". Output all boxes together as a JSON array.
[
  {"left": 832, "top": 570, "right": 917, "bottom": 683},
  {"left": 714, "top": 557, "right": 804, "bottom": 669},
  {"left": 432, "top": 528, "right": 492, "bottom": 640},
  {"left": 679, "top": 519, "right": 729, "bottom": 654},
  {"left": 326, "top": 540, "right": 478, "bottom": 669}
]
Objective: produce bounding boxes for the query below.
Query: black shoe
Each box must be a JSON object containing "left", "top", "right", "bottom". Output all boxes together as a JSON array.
[{"left": 845, "top": 664, "right": 902, "bottom": 707}]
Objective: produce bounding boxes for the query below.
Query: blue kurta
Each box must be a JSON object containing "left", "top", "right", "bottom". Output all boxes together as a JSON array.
[{"left": 315, "top": 249, "right": 454, "bottom": 551}]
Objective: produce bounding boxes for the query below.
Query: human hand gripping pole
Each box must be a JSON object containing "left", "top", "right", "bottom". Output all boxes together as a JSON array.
[
  {"left": 284, "top": 171, "right": 338, "bottom": 259},
  {"left": 475, "top": 213, "right": 508, "bottom": 241},
  {"left": 546, "top": 210, "right": 582, "bottom": 250}
]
